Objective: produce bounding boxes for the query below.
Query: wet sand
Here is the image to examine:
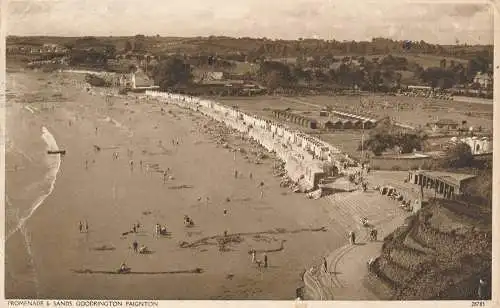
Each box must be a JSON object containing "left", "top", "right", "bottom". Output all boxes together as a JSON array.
[{"left": 5, "top": 71, "right": 354, "bottom": 299}]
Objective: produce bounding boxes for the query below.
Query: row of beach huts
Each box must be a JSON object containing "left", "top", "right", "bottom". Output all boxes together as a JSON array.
[{"left": 145, "top": 90, "right": 359, "bottom": 189}]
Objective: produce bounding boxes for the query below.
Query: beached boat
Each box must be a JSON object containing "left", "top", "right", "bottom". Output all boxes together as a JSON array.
[{"left": 47, "top": 149, "right": 66, "bottom": 155}]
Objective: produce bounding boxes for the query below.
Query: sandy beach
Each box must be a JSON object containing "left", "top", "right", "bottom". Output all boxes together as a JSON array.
[{"left": 5, "top": 71, "right": 359, "bottom": 299}]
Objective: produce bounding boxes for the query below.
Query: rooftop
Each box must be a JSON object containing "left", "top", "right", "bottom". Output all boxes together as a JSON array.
[
  {"left": 411, "top": 170, "right": 477, "bottom": 187},
  {"left": 435, "top": 119, "right": 458, "bottom": 125}
]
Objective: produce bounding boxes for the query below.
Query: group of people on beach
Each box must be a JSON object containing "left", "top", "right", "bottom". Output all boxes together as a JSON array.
[
  {"left": 78, "top": 220, "right": 89, "bottom": 233},
  {"left": 132, "top": 240, "right": 149, "bottom": 254},
  {"left": 154, "top": 223, "right": 169, "bottom": 236},
  {"left": 250, "top": 249, "right": 269, "bottom": 268}
]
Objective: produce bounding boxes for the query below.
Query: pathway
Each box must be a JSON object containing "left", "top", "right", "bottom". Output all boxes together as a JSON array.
[{"left": 304, "top": 185, "right": 411, "bottom": 300}]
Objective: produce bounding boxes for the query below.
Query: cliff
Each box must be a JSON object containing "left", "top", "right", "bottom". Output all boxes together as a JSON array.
[{"left": 366, "top": 198, "right": 492, "bottom": 300}]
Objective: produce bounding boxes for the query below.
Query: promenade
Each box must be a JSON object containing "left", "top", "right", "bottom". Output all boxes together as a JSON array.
[{"left": 303, "top": 172, "right": 414, "bottom": 300}]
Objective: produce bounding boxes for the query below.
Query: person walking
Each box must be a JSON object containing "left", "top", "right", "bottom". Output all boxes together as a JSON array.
[
  {"left": 154, "top": 224, "right": 160, "bottom": 237},
  {"left": 133, "top": 240, "right": 138, "bottom": 253}
]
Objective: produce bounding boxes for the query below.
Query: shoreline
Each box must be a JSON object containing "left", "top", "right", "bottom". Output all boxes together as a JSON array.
[{"left": 6, "top": 126, "right": 61, "bottom": 241}]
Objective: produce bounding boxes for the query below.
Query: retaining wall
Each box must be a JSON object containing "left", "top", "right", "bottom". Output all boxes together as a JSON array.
[{"left": 146, "top": 90, "right": 348, "bottom": 190}]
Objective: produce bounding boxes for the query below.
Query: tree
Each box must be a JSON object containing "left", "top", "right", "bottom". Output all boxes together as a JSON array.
[
  {"left": 151, "top": 57, "right": 193, "bottom": 89},
  {"left": 133, "top": 34, "right": 147, "bottom": 52},
  {"left": 463, "top": 170, "right": 492, "bottom": 207},
  {"left": 258, "top": 61, "right": 296, "bottom": 89},
  {"left": 124, "top": 41, "right": 133, "bottom": 52},
  {"left": 442, "top": 143, "right": 473, "bottom": 168},
  {"left": 265, "top": 71, "right": 280, "bottom": 92}
]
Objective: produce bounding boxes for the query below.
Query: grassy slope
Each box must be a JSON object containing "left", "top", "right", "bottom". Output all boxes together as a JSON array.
[{"left": 367, "top": 199, "right": 492, "bottom": 300}]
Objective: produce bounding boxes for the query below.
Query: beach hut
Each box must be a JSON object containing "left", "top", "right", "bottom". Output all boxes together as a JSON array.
[
  {"left": 332, "top": 119, "right": 343, "bottom": 129},
  {"left": 342, "top": 120, "right": 353, "bottom": 129},
  {"left": 323, "top": 120, "right": 335, "bottom": 130},
  {"left": 353, "top": 120, "right": 364, "bottom": 129},
  {"left": 363, "top": 120, "right": 375, "bottom": 129},
  {"left": 309, "top": 120, "right": 318, "bottom": 129}
]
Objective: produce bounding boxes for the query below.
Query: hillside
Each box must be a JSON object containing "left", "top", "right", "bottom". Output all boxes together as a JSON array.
[
  {"left": 7, "top": 35, "right": 492, "bottom": 60},
  {"left": 366, "top": 199, "right": 492, "bottom": 300}
]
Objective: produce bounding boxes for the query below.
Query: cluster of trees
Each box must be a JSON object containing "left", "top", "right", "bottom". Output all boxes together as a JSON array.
[
  {"left": 240, "top": 37, "right": 493, "bottom": 61},
  {"left": 124, "top": 35, "right": 148, "bottom": 53},
  {"left": 254, "top": 51, "right": 492, "bottom": 92},
  {"left": 151, "top": 57, "right": 193, "bottom": 89},
  {"left": 255, "top": 55, "right": 413, "bottom": 92},
  {"left": 64, "top": 37, "right": 116, "bottom": 68},
  {"left": 358, "top": 118, "right": 428, "bottom": 156},
  {"left": 22, "top": 34, "right": 491, "bottom": 92},
  {"left": 418, "top": 53, "right": 492, "bottom": 89}
]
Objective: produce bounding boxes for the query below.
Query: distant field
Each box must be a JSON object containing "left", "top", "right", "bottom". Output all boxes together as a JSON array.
[{"left": 297, "top": 95, "right": 493, "bottom": 131}]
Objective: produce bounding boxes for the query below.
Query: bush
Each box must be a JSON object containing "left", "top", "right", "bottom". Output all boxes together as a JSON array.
[
  {"left": 420, "top": 161, "right": 435, "bottom": 170},
  {"left": 348, "top": 174, "right": 356, "bottom": 183},
  {"left": 442, "top": 143, "right": 473, "bottom": 168}
]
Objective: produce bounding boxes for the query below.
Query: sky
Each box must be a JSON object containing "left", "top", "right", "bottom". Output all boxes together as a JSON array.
[{"left": 7, "top": 0, "right": 495, "bottom": 45}]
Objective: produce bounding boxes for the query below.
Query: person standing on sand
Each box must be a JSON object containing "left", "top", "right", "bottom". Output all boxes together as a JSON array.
[
  {"left": 84, "top": 221, "right": 88, "bottom": 233},
  {"left": 264, "top": 253, "right": 268, "bottom": 268},
  {"left": 251, "top": 250, "right": 256, "bottom": 263},
  {"left": 95, "top": 127, "right": 98, "bottom": 135},
  {"left": 133, "top": 240, "right": 138, "bottom": 253},
  {"left": 249, "top": 172, "right": 253, "bottom": 179},
  {"left": 349, "top": 231, "right": 356, "bottom": 245},
  {"left": 324, "top": 258, "right": 328, "bottom": 273},
  {"left": 129, "top": 160, "right": 134, "bottom": 171},
  {"left": 234, "top": 169, "right": 238, "bottom": 179},
  {"left": 79, "top": 221, "right": 83, "bottom": 233},
  {"left": 163, "top": 171, "right": 168, "bottom": 184}
]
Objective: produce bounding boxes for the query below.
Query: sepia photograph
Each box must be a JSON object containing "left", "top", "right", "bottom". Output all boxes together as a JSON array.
[{"left": 3, "top": 0, "right": 495, "bottom": 302}]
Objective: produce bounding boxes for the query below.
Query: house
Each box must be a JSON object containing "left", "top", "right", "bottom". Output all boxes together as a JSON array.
[
  {"left": 433, "top": 119, "right": 459, "bottom": 131},
  {"left": 473, "top": 72, "right": 493, "bottom": 89}
]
